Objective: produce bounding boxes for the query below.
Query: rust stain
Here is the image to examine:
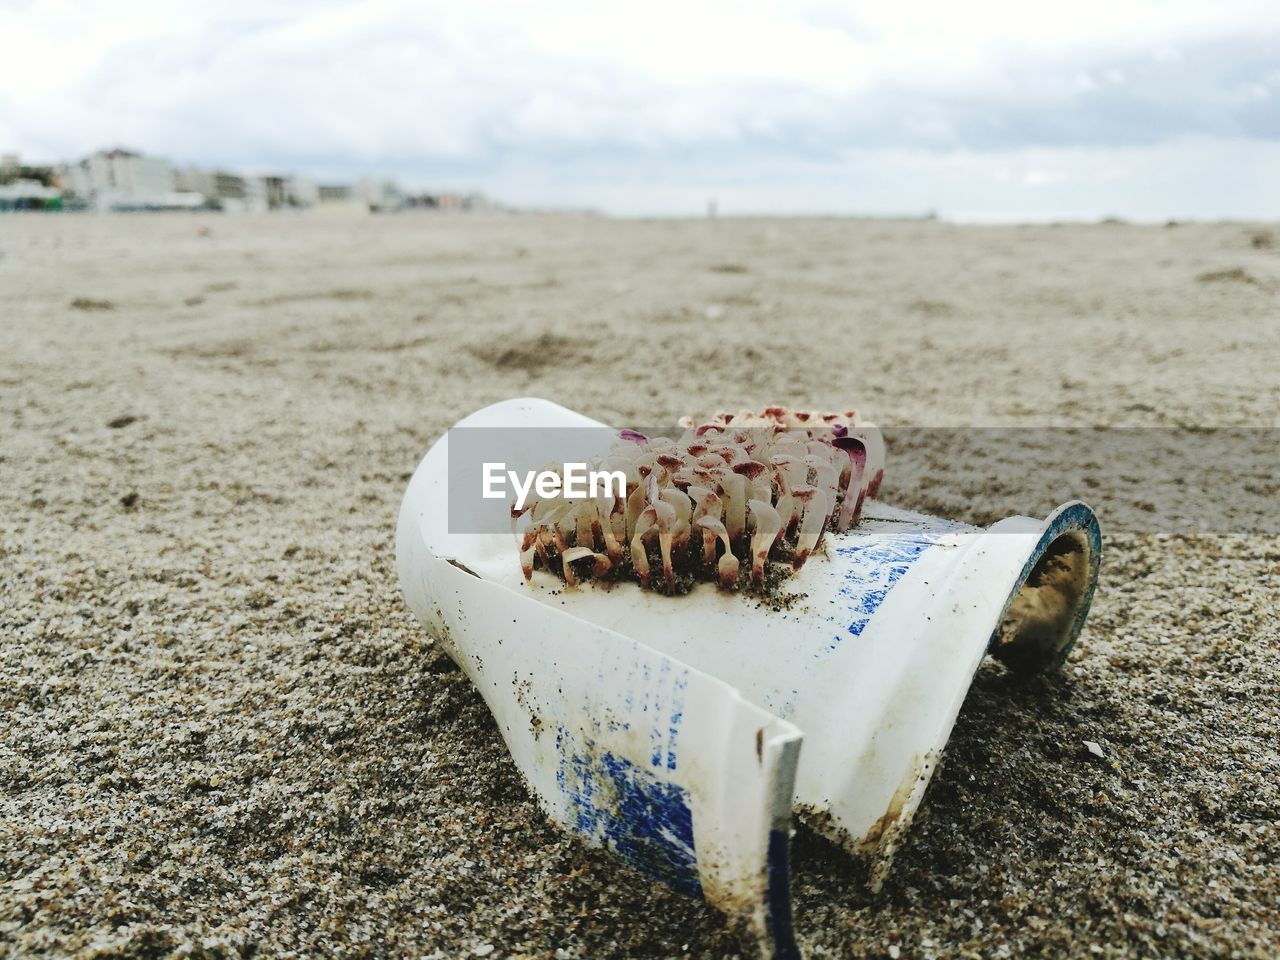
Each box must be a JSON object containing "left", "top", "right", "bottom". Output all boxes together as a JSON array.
[
  {"left": 860, "top": 760, "right": 920, "bottom": 849},
  {"left": 794, "top": 751, "right": 940, "bottom": 893}
]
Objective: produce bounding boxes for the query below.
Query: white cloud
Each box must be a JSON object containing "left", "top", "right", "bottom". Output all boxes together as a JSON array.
[{"left": 1, "top": 0, "right": 1278, "bottom": 215}]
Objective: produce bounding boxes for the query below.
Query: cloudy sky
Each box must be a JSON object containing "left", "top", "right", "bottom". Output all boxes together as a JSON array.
[{"left": 2, "top": 0, "right": 1278, "bottom": 218}]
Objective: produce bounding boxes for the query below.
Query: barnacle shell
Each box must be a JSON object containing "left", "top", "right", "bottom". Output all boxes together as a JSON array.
[{"left": 513, "top": 407, "right": 882, "bottom": 593}]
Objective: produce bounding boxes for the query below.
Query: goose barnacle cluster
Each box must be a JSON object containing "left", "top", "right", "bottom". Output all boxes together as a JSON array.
[{"left": 512, "top": 407, "right": 885, "bottom": 594}]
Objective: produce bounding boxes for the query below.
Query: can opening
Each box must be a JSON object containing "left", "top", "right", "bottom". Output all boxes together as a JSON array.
[{"left": 991, "top": 529, "right": 1094, "bottom": 672}]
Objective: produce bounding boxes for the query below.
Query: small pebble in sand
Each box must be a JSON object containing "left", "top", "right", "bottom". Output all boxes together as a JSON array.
[{"left": 1083, "top": 740, "right": 1106, "bottom": 759}]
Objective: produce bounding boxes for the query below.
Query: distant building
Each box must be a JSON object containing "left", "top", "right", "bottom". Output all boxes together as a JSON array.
[
  {"left": 267, "top": 176, "right": 288, "bottom": 209},
  {"left": 219, "top": 174, "right": 315, "bottom": 212},
  {"left": 1, "top": 152, "right": 58, "bottom": 189},
  {"left": 174, "top": 166, "right": 253, "bottom": 210},
  {"left": 5, "top": 147, "right": 500, "bottom": 215},
  {"left": 173, "top": 165, "right": 206, "bottom": 195},
  {"left": 359, "top": 177, "right": 404, "bottom": 212},
  {"left": 60, "top": 148, "right": 201, "bottom": 211},
  {"left": 285, "top": 176, "right": 318, "bottom": 207},
  {"left": 0, "top": 178, "right": 63, "bottom": 211},
  {"left": 310, "top": 183, "right": 366, "bottom": 216},
  {"left": 63, "top": 148, "right": 174, "bottom": 197},
  {"left": 399, "top": 190, "right": 496, "bottom": 212},
  {"left": 212, "top": 171, "right": 247, "bottom": 201}
]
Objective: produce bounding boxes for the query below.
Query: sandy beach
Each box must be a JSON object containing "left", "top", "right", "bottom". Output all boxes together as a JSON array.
[{"left": 1, "top": 212, "right": 1277, "bottom": 958}]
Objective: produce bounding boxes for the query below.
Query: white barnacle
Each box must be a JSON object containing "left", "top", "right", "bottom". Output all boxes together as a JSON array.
[
  {"left": 747, "top": 499, "right": 783, "bottom": 590},
  {"left": 561, "top": 546, "right": 612, "bottom": 588},
  {"left": 832, "top": 436, "right": 867, "bottom": 533},
  {"left": 652, "top": 499, "right": 679, "bottom": 594},
  {"left": 716, "top": 468, "right": 748, "bottom": 548},
  {"left": 687, "top": 485, "right": 722, "bottom": 569},
  {"left": 791, "top": 485, "right": 827, "bottom": 568},
  {"left": 630, "top": 504, "right": 658, "bottom": 589},
  {"left": 594, "top": 493, "right": 623, "bottom": 565},
  {"left": 695, "top": 515, "right": 740, "bottom": 590}
]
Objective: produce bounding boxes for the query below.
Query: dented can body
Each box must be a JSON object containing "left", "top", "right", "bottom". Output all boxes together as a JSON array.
[{"left": 396, "top": 398, "right": 1101, "bottom": 958}]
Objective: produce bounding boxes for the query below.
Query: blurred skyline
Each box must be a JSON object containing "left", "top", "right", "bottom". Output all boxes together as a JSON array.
[{"left": 2, "top": 0, "right": 1279, "bottom": 219}]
